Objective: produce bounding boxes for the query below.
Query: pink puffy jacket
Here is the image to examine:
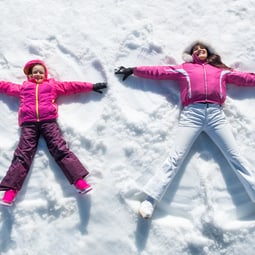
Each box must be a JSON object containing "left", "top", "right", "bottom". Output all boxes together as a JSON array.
[
  {"left": 134, "top": 63, "right": 255, "bottom": 106},
  {"left": 0, "top": 60, "right": 93, "bottom": 125}
]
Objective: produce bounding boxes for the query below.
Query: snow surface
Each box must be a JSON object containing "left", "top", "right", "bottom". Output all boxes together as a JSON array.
[{"left": 1, "top": 0, "right": 255, "bottom": 254}]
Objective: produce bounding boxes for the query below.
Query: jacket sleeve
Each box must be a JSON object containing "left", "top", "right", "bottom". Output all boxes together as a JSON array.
[
  {"left": 133, "top": 65, "right": 183, "bottom": 80},
  {"left": 226, "top": 70, "right": 255, "bottom": 87},
  {"left": 53, "top": 79, "right": 94, "bottom": 96},
  {"left": 0, "top": 81, "right": 20, "bottom": 97}
]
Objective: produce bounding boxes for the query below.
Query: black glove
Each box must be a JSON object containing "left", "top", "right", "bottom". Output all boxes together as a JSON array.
[
  {"left": 114, "top": 66, "right": 134, "bottom": 81},
  {"left": 93, "top": 83, "right": 107, "bottom": 94}
]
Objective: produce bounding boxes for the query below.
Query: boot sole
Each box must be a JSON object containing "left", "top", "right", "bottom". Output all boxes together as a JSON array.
[
  {"left": 77, "top": 187, "right": 93, "bottom": 194},
  {"left": 0, "top": 200, "right": 14, "bottom": 207}
]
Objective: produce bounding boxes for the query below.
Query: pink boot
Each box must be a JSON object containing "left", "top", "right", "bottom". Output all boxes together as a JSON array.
[
  {"left": 1, "top": 189, "right": 18, "bottom": 206},
  {"left": 74, "top": 179, "right": 92, "bottom": 194}
]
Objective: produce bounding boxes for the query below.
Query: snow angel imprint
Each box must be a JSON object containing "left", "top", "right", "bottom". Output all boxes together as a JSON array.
[
  {"left": 0, "top": 59, "right": 107, "bottom": 206},
  {"left": 115, "top": 41, "right": 255, "bottom": 219}
]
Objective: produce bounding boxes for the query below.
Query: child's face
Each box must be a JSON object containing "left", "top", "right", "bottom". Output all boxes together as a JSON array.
[{"left": 30, "top": 64, "right": 46, "bottom": 83}]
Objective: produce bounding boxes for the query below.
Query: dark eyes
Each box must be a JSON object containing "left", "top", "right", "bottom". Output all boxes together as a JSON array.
[
  {"left": 192, "top": 46, "right": 206, "bottom": 52},
  {"left": 32, "top": 71, "right": 44, "bottom": 74}
]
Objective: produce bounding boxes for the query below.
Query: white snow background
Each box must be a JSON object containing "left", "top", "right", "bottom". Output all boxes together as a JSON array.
[{"left": 1, "top": 0, "right": 255, "bottom": 254}]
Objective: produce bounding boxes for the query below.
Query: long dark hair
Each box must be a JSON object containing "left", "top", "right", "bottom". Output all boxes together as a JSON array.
[
  {"left": 207, "top": 54, "right": 232, "bottom": 70},
  {"left": 191, "top": 43, "right": 232, "bottom": 70}
]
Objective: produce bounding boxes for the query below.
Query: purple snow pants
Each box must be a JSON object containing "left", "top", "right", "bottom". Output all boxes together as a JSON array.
[{"left": 0, "top": 121, "right": 89, "bottom": 191}]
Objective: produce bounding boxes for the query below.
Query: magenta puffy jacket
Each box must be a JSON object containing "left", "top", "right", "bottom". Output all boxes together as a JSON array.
[
  {"left": 0, "top": 63, "right": 93, "bottom": 125},
  {"left": 134, "top": 63, "right": 255, "bottom": 106}
]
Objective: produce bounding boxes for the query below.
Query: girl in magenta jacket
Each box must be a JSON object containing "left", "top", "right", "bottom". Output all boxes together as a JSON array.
[
  {"left": 115, "top": 41, "right": 255, "bottom": 219},
  {"left": 0, "top": 59, "right": 107, "bottom": 206}
]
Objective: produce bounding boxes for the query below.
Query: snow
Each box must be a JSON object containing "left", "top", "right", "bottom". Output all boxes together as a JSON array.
[{"left": 1, "top": 0, "right": 255, "bottom": 254}]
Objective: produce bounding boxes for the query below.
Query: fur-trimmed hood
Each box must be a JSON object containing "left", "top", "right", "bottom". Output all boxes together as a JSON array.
[{"left": 182, "top": 40, "right": 217, "bottom": 63}]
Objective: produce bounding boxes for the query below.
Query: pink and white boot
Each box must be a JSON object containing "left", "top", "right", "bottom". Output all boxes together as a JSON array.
[
  {"left": 0, "top": 189, "right": 18, "bottom": 206},
  {"left": 74, "top": 179, "right": 92, "bottom": 194}
]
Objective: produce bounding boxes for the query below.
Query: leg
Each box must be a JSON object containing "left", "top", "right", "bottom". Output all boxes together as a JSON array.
[
  {"left": 143, "top": 125, "right": 201, "bottom": 201},
  {"left": 40, "top": 121, "right": 89, "bottom": 184},
  {"left": 139, "top": 105, "right": 207, "bottom": 218},
  {"left": 143, "top": 105, "right": 205, "bottom": 201},
  {"left": 206, "top": 107, "right": 255, "bottom": 202},
  {"left": 0, "top": 124, "right": 39, "bottom": 191}
]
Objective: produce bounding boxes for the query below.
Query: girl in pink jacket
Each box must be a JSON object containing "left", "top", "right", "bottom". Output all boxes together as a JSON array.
[
  {"left": 0, "top": 59, "right": 107, "bottom": 206},
  {"left": 115, "top": 41, "right": 255, "bottom": 219}
]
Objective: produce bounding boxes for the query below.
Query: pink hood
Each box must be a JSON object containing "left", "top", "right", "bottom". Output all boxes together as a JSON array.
[
  {"left": 23, "top": 59, "right": 48, "bottom": 79},
  {"left": 0, "top": 60, "right": 93, "bottom": 125}
]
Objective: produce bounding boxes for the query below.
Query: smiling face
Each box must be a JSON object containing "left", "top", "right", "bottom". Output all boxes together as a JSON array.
[
  {"left": 30, "top": 64, "right": 46, "bottom": 83},
  {"left": 191, "top": 44, "right": 208, "bottom": 61}
]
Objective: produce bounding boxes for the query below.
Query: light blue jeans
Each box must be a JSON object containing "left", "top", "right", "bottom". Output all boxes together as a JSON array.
[{"left": 143, "top": 103, "right": 255, "bottom": 202}]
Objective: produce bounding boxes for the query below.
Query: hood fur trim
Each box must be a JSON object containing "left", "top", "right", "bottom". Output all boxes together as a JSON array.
[{"left": 182, "top": 40, "right": 217, "bottom": 62}]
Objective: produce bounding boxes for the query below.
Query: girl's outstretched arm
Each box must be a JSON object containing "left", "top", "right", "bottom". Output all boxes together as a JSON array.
[{"left": 0, "top": 81, "right": 20, "bottom": 97}]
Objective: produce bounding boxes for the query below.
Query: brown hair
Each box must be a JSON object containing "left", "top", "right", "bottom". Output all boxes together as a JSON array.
[
  {"left": 28, "top": 64, "right": 44, "bottom": 75},
  {"left": 191, "top": 43, "right": 232, "bottom": 70},
  {"left": 207, "top": 54, "right": 232, "bottom": 70}
]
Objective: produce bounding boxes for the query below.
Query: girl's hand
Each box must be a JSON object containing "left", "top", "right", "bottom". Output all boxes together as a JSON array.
[
  {"left": 93, "top": 83, "right": 107, "bottom": 94},
  {"left": 114, "top": 66, "right": 134, "bottom": 81}
]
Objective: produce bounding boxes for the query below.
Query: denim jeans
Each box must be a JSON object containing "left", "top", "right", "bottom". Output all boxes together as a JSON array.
[{"left": 143, "top": 103, "right": 255, "bottom": 202}]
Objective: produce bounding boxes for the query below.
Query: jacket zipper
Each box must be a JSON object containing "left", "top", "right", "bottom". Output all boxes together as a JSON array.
[
  {"left": 202, "top": 64, "right": 208, "bottom": 101},
  {"left": 35, "top": 83, "right": 40, "bottom": 122}
]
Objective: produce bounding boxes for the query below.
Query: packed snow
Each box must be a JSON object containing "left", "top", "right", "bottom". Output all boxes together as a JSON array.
[{"left": 1, "top": 0, "right": 255, "bottom": 254}]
